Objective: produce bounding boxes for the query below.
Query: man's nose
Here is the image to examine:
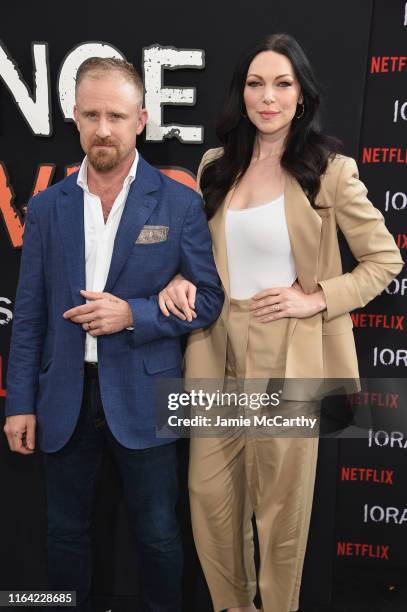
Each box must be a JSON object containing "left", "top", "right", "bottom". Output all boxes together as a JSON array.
[{"left": 95, "top": 118, "right": 111, "bottom": 138}]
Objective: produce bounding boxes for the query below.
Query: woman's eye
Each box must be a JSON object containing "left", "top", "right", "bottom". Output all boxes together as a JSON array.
[
  {"left": 278, "top": 81, "right": 292, "bottom": 87},
  {"left": 247, "top": 81, "right": 261, "bottom": 87}
]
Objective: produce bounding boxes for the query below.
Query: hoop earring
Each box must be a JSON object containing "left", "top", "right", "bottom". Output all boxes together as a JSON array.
[{"left": 296, "top": 103, "right": 305, "bottom": 119}]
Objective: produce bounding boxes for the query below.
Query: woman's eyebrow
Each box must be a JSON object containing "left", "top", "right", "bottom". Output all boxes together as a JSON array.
[{"left": 247, "top": 73, "right": 293, "bottom": 79}]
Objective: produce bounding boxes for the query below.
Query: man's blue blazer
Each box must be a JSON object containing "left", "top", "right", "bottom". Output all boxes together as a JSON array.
[{"left": 5, "top": 155, "right": 224, "bottom": 452}]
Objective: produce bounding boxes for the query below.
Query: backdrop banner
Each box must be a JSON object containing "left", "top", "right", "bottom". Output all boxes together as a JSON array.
[{"left": 0, "top": 0, "right": 405, "bottom": 610}]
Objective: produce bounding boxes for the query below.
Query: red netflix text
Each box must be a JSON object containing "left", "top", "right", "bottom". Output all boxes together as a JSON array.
[
  {"left": 337, "top": 542, "right": 389, "bottom": 560},
  {"left": 370, "top": 56, "right": 407, "bottom": 72},
  {"left": 351, "top": 313, "right": 404, "bottom": 330},
  {"left": 362, "top": 147, "right": 407, "bottom": 164},
  {"left": 341, "top": 466, "right": 394, "bottom": 485},
  {"left": 346, "top": 392, "right": 399, "bottom": 409}
]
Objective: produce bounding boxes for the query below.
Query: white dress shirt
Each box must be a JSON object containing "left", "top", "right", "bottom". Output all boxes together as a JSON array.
[
  {"left": 77, "top": 150, "right": 139, "bottom": 362},
  {"left": 225, "top": 194, "right": 297, "bottom": 299}
]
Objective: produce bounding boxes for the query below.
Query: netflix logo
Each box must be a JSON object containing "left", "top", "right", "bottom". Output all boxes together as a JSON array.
[
  {"left": 370, "top": 56, "right": 407, "bottom": 72},
  {"left": 347, "top": 392, "right": 399, "bottom": 409},
  {"left": 351, "top": 313, "right": 404, "bottom": 331},
  {"left": 337, "top": 542, "right": 389, "bottom": 560},
  {"left": 341, "top": 466, "right": 394, "bottom": 485},
  {"left": 362, "top": 147, "right": 407, "bottom": 164}
]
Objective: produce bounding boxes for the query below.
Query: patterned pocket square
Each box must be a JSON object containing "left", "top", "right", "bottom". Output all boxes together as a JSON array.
[{"left": 136, "top": 225, "right": 169, "bottom": 244}]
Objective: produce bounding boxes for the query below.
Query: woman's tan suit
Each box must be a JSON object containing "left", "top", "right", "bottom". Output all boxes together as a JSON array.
[
  {"left": 185, "top": 148, "right": 404, "bottom": 612},
  {"left": 186, "top": 149, "right": 403, "bottom": 383}
]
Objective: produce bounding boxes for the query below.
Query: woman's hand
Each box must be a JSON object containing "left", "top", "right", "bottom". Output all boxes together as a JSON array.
[
  {"left": 158, "top": 274, "right": 197, "bottom": 322},
  {"left": 249, "top": 282, "right": 326, "bottom": 322}
]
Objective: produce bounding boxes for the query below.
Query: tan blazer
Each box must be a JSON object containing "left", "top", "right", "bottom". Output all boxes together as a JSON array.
[{"left": 184, "top": 148, "right": 404, "bottom": 392}]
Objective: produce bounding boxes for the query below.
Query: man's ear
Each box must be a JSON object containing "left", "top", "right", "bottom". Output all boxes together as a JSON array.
[
  {"left": 73, "top": 105, "right": 80, "bottom": 130},
  {"left": 136, "top": 107, "right": 148, "bottom": 135}
]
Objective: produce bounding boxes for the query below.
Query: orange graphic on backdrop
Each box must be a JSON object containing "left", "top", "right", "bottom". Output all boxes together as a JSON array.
[
  {"left": 159, "top": 167, "right": 196, "bottom": 190},
  {"left": 0, "top": 163, "right": 197, "bottom": 248},
  {"left": 0, "top": 162, "right": 23, "bottom": 248},
  {"left": 32, "top": 165, "right": 55, "bottom": 196}
]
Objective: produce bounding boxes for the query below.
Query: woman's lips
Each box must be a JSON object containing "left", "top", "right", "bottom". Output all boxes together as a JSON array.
[{"left": 259, "top": 111, "right": 280, "bottom": 119}]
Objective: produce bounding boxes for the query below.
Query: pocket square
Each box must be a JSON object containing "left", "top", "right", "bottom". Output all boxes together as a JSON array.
[{"left": 135, "top": 225, "right": 169, "bottom": 244}]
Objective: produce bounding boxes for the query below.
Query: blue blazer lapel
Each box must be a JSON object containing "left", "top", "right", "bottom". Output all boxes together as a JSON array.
[
  {"left": 56, "top": 174, "right": 86, "bottom": 306},
  {"left": 104, "top": 156, "right": 160, "bottom": 293}
]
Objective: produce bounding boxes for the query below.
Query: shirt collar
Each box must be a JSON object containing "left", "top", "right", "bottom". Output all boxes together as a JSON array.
[{"left": 77, "top": 149, "right": 139, "bottom": 193}]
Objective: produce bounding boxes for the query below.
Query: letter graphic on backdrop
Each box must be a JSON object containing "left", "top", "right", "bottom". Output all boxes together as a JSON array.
[
  {"left": 373, "top": 347, "right": 407, "bottom": 367},
  {"left": 0, "top": 297, "right": 13, "bottom": 325},
  {"left": 58, "top": 42, "right": 126, "bottom": 121},
  {"left": 143, "top": 45, "right": 204, "bottom": 142},
  {"left": 385, "top": 190, "right": 407, "bottom": 211},
  {"left": 0, "top": 40, "right": 51, "bottom": 136},
  {"left": 393, "top": 100, "right": 407, "bottom": 122}
]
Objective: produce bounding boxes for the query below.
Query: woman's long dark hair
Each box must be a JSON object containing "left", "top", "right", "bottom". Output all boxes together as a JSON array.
[{"left": 201, "top": 33, "right": 341, "bottom": 219}]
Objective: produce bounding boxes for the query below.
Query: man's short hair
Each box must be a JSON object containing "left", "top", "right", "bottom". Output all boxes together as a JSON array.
[{"left": 75, "top": 57, "right": 144, "bottom": 103}]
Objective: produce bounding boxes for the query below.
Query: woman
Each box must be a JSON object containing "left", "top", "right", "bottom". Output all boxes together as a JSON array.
[{"left": 159, "top": 34, "right": 403, "bottom": 612}]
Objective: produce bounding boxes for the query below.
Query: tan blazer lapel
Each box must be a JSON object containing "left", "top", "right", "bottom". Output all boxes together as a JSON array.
[
  {"left": 283, "top": 174, "right": 323, "bottom": 351},
  {"left": 284, "top": 174, "right": 322, "bottom": 294},
  {"left": 208, "top": 187, "right": 235, "bottom": 298}
]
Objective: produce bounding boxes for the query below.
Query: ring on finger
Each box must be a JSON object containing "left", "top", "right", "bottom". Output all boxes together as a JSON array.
[{"left": 271, "top": 304, "right": 280, "bottom": 312}]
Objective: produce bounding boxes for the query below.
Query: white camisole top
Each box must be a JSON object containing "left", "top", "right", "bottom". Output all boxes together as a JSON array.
[{"left": 225, "top": 194, "right": 297, "bottom": 300}]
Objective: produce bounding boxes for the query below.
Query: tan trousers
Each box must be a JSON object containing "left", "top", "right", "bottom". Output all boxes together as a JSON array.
[{"left": 189, "top": 299, "right": 320, "bottom": 612}]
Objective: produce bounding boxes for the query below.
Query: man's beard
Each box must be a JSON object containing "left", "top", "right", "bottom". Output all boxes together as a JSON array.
[{"left": 88, "top": 141, "right": 121, "bottom": 172}]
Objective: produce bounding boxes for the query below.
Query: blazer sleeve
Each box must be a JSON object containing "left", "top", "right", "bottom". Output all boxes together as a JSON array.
[
  {"left": 127, "top": 191, "right": 224, "bottom": 346},
  {"left": 5, "top": 198, "right": 47, "bottom": 415},
  {"left": 318, "top": 157, "right": 404, "bottom": 321}
]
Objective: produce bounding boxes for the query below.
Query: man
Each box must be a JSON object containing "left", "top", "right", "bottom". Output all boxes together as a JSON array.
[{"left": 4, "top": 57, "right": 223, "bottom": 611}]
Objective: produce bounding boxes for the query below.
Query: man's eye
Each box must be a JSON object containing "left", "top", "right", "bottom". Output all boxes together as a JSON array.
[
  {"left": 111, "top": 114, "right": 123, "bottom": 119},
  {"left": 85, "top": 112, "right": 97, "bottom": 118}
]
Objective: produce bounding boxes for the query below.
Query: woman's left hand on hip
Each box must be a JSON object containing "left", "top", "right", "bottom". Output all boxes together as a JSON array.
[{"left": 249, "top": 282, "right": 326, "bottom": 322}]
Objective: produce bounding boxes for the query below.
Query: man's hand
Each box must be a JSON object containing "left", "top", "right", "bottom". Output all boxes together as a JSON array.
[
  {"left": 158, "top": 274, "right": 197, "bottom": 322},
  {"left": 249, "top": 282, "right": 327, "bottom": 322},
  {"left": 4, "top": 415, "right": 36, "bottom": 454},
  {"left": 63, "top": 290, "right": 134, "bottom": 336}
]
